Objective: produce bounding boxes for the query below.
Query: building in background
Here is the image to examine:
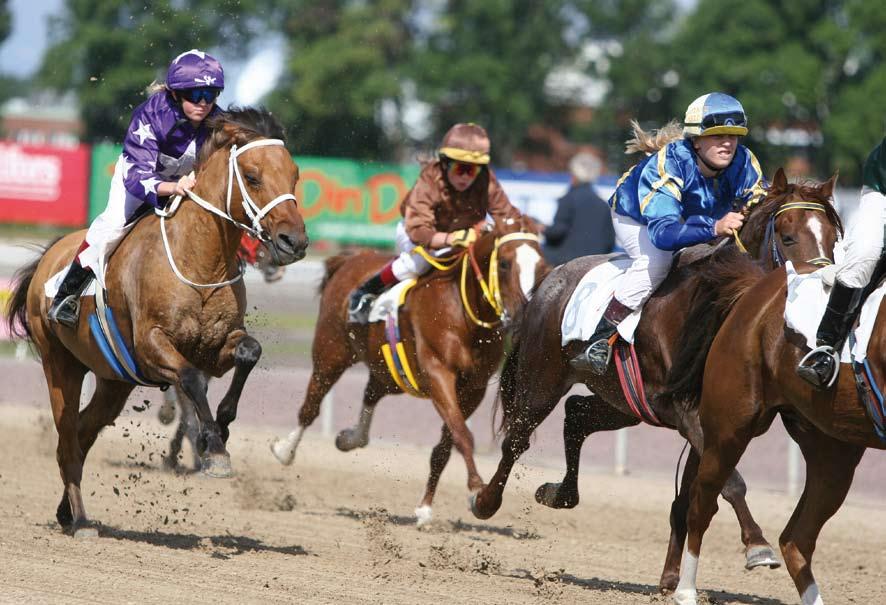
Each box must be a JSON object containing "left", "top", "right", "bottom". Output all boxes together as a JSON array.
[{"left": 1, "top": 92, "right": 82, "bottom": 148}]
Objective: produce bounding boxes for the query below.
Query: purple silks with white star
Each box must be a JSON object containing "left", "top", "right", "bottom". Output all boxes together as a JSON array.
[{"left": 121, "top": 91, "right": 220, "bottom": 208}]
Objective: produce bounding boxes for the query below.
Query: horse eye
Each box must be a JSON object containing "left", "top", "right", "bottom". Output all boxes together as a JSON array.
[
  {"left": 781, "top": 235, "right": 796, "bottom": 246},
  {"left": 245, "top": 173, "right": 261, "bottom": 186},
  {"left": 499, "top": 259, "right": 511, "bottom": 271}
]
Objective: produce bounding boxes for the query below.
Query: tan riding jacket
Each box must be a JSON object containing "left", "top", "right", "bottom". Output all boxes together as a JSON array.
[{"left": 400, "top": 161, "right": 522, "bottom": 247}]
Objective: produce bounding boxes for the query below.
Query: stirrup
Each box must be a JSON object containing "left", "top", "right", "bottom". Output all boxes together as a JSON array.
[
  {"left": 797, "top": 345, "right": 841, "bottom": 389},
  {"left": 48, "top": 295, "right": 81, "bottom": 328},
  {"left": 570, "top": 338, "right": 614, "bottom": 375},
  {"left": 347, "top": 293, "right": 376, "bottom": 324}
]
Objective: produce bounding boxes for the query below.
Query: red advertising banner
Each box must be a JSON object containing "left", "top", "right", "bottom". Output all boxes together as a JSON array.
[{"left": 0, "top": 141, "right": 90, "bottom": 226}]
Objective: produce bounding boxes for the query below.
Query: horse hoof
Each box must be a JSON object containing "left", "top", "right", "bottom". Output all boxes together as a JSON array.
[
  {"left": 158, "top": 404, "right": 176, "bottom": 425},
  {"left": 415, "top": 505, "right": 433, "bottom": 528},
  {"left": 469, "top": 491, "right": 495, "bottom": 520},
  {"left": 745, "top": 544, "right": 781, "bottom": 570},
  {"left": 534, "top": 482, "right": 578, "bottom": 509},
  {"left": 335, "top": 429, "right": 368, "bottom": 452},
  {"left": 270, "top": 439, "right": 295, "bottom": 466},
  {"left": 201, "top": 454, "right": 233, "bottom": 478},
  {"left": 73, "top": 525, "right": 99, "bottom": 539},
  {"left": 672, "top": 588, "right": 697, "bottom": 605},
  {"left": 658, "top": 572, "right": 679, "bottom": 594}
]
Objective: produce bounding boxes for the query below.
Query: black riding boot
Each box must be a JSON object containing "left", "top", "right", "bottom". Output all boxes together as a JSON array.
[
  {"left": 347, "top": 272, "right": 389, "bottom": 324},
  {"left": 569, "top": 297, "right": 634, "bottom": 374},
  {"left": 796, "top": 281, "right": 864, "bottom": 389},
  {"left": 47, "top": 260, "right": 94, "bottom": 328}
]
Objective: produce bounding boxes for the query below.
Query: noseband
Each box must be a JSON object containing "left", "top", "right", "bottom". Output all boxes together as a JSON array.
[{"left": 157, "top": 138, "right": 298, "bottom": 288}]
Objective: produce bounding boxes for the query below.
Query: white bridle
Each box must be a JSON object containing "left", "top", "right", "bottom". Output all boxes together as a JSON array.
[{"left": 156, "top": 138, "right": 298, "bottom": 288}]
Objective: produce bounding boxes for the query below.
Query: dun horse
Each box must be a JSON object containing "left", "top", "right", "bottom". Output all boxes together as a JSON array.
[
  {"left": 470, "top": 170, "right": 842, "bottom": 590},
  {"left": 271, "top": 217, "right": 546, "bottom": 525},
  {"left": 672, "top": 254, "right": 886, "bottom": 604},
  {"left": 5, "top": 108, "right": 308, "bottom": 536}
]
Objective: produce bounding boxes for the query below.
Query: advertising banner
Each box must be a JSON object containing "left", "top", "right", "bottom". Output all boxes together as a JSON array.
[
  {"left": 88, "top": 142, "right": 122, "bottom": 221},
  {"left": 0, "top": 141, "right": 90, "bottom": 226}
]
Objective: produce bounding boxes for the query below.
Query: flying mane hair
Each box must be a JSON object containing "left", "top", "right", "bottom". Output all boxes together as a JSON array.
[
  {"left": 624, "top": 119, "right": 683, "bottom": 155},
  {"left": 196, "top": 106, "right": 287, "bottom": 167}
]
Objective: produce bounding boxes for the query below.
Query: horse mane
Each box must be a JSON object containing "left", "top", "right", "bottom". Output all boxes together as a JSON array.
[
  {"left": 196, "top": 106, "right": 287, "bottom": 167},
  {"left": 659, "top": 246, "right": 766, "bottom": 406},
  {"left": 742, "top": 180, "right": 844, "bottom": 239},
  {"left": 625, "top": 120, "right": 683, "bottom": 155}
]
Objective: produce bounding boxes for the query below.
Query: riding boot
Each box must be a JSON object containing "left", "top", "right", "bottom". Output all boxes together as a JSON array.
[
  {"left": 569, "top": 297, "right": 634, "bottom": 374},
  {"left": 796, "top": 281, "right": 864, "bottom": 389},
  {"left": 347, "top": 263, "right": 399, "bottom": 324},
  {"left": 47, "top": 259, "right": 95, "bottom": 328}
]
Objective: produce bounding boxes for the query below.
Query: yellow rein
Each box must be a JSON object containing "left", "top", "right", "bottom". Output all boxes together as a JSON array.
[{"left": 415, "top": 232, "right": 541, "bottom": 329}]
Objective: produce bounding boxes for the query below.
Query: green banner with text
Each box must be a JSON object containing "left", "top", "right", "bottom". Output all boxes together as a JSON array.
[{"left": 88, "top": 146, "right": 418, "bottom": 245}]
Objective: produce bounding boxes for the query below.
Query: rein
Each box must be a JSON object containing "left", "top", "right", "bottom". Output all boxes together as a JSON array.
[
  {"left": 155, "top": 138, "right": 297, "bottom": 288},
  {"left": 413, "top": 232, "right": 540, "bottom": 329}
]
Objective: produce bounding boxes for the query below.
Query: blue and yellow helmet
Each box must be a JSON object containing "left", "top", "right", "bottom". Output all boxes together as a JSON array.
[{"left": 683, "top": 93, "right": 748, "bottom": 138}]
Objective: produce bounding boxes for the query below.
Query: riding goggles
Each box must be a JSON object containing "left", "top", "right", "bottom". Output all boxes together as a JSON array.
[
  {"left": 179, "top": 87, "right": 222, "bottom": 104},
  {"left": 447, "top": 160, "right": 482, "bottom": 179}
]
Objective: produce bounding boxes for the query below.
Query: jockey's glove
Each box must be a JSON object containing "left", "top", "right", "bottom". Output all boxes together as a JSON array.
[{"left": 448, "top": 228, "right": 477, "bottom": 248}]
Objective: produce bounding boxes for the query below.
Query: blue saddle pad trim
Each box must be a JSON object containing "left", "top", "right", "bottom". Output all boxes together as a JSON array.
[
  {"left": 89, "top": 314, "right": 132, "bottom": 382},
  {"left": 104, "top": 306, "right": 150, "bottom": 384}
]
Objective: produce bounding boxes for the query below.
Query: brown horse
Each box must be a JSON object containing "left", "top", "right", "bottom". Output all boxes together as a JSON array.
[
  {"left": 270, "top": 217, "right": 547, "bottom": 525},
  {"left": 469, "top": 170, "right": 842, "bottom": 591},
  {"left": 673, "top": 256, "right": 886, "bottom": 604},
  {"left": 5, "top": 108, "right": 308, "bottom": 537}
]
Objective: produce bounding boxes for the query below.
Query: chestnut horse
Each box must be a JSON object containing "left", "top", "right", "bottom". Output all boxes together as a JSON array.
[
  {"left": 5, "top": 108, "right": 308, "bottom": 536},
  {"left": 470, "top": 170, "right": 842, "bottom": 591},
  {"left": 270, "top": 217, "right": 547, "bottom": 525},
  {"left": 673, "top": 258, "right": 886, "bottom": 604}
]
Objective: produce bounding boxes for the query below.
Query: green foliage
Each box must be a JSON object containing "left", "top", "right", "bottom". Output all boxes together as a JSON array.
[{"left": 0, "top": 0, "right": 10, "bottom": 46}]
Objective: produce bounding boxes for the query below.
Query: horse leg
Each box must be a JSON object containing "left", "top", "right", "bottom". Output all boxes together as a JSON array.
[
  {"left": 143, "top": 328, "right": 231, "bottom": 478},
  {"left": 670, "top": 411, "right": 779, "bottom": 591},
  {"left": 415, "top": 384, "right": 486, "bottom": 527},
  {"left": 674, "top": 417, "right": 756, "bottom": 605},
  {"left": 162, "top": 386, "right": 200, "bottom": 471},
  {"left": 271, "top": 341, "right": 353, "bottom": 465},
  {"left": 55, "top": 377, "right": 134, "bottom": 534},
  {"left": 43, "top": 346, "right": 89, "bottom": 535},
  {"left": 471, "top": 367, "right": 568, "bottom": 520},
  {"left": 336, "top": 374, "right": 392, "bottom": 451},
  {"left": 215, "top": 333, "right": 262, "bottom": 444},
  {"left": 779, "top": 416, "right": 864, "bottom": 605},
  {"left": 535, "top": 393, "right": 638, "bottom": 509}
]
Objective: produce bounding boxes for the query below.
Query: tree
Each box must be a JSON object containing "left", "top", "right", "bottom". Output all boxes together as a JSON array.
[
  {"left": 411, "top": 0, "right": 575, "bottom": 162},
  {"left": 37, "top": 0, "right": 265, "bottom": 142},
  {"left": 266, "top": 0, "right": 416, "bottom": 159},
  {"left": 0, "top": 0, "right": 10, "bottom": 47}
]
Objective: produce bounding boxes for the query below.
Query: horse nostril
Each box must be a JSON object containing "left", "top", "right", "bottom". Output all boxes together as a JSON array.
[{"left": 276, "top": 233, "right": 295, "bottom": 255}]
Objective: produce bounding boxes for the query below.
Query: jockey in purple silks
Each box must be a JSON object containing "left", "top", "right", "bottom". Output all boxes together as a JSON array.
[{"left": 48, "top": 49, "right": 226, "bottom": 328}]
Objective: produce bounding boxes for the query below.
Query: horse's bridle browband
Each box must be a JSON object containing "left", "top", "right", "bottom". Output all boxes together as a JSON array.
[
  {"left": 763, "top": 200, "right": 833, "bottom": 268},
  {"left": 156, "top": 138, "right": 298, "bottom": 288}
]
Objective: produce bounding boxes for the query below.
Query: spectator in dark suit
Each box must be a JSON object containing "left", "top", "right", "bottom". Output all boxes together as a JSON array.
[{"left": 542, "top": 152, "right": 615, "bottom": 265}]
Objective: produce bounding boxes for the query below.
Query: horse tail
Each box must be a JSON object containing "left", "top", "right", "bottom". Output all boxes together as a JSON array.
[
  {"left": 625, "top": 119, "right": 683, "bottom": 155},
  {"left": 318, "top": 252, "right": 355, "bottom": 295},
  {"left": 6, "top": 243, "right": 55, "bottom": 342},
  {"left": 661, "top": 247, "right": 765, "bottom": 406}
]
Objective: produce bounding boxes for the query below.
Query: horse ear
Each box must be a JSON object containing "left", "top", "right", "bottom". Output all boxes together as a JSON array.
[
  {"left": 771, "top": 167, "right": 788, "bottom": 191},
  {"left": 820, "top": 171, "right": 839, "bottom": 200}
]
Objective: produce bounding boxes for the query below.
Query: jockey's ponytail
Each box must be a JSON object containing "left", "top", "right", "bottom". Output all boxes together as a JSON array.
[
  {"left": 625, "top": 119, "right": 683, "bottom": 156},
  {"left": 145, "top": 80, "right": 168, "bottom": 97}
]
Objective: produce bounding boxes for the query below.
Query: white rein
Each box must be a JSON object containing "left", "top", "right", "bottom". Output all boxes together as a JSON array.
[{"left": 155, "top": 138, "right": 297, "bottom": 288}]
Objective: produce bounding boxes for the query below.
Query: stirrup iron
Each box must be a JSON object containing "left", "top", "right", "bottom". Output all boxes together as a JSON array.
[{"left": 798, "top": 345, "right": 841, "bottom": 388}]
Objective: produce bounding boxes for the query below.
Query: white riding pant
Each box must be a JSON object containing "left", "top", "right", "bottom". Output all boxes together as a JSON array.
[
  {"left": 835, "top": 187, "right": 886, "bottom": 289},
  {"left": 77, "top": 155, "right": 147, "bottom": 287},
  {"left": 390, "top": 221, "right": 453, "bottom": 281},
  {"left": 611, "top": 209, "right": 674, "bottom": 310}
]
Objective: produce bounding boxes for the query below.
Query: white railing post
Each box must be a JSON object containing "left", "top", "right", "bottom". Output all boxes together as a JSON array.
[
  {"left": 787, "top": 437, "right": 802, "bottom": 498},
  {"left": 614, "top": 428, "right": 628, "bottom": 475},
  {"left": 321, "top": 389, "right": 334, "bottom": 438}
]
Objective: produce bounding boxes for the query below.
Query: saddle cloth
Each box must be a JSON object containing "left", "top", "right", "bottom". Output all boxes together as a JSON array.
[
  {"left": 561, "top": 256, "right": 643, "bottom": 347},
  {"left": 367, "top": 279, "right": 417, "bottom": 324},
  {"left": 784, "top": 260, "right": 886, "bottom": 363}
]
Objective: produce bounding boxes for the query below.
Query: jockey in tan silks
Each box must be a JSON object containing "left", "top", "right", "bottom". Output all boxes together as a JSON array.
[
  {"left": 797, "top": 138, "right": 886, "bottom": 388},
  {"left": 347, "top": 123, "right": 524, "bottom": 324},
  {"left": 570, "top": 92, "right": 767, "bottom": 374},
  {"left": 48, "top": 49, "right": 225, "bottom": 327}
]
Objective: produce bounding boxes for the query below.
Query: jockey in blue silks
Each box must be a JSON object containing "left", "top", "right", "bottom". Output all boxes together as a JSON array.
[
  {"left": 48, "top": 49, "right": 225, "bottom": 327},
  {"left": 797, "top": 138, "right": 886, "bottom": 388},
  {"left": 571, "top": 92, "right": 768, "bottom": 374}
]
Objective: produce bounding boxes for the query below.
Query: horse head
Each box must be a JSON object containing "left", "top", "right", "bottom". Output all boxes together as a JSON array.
[
  {"left": 740, "top": 167, "right": 842, "bottom": 269},
  {"left": 195, "top": 107, "right": 309, "bottom": 265},
  {"left": 468, "top": 216, "right": 547, "bottom": 327}
]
